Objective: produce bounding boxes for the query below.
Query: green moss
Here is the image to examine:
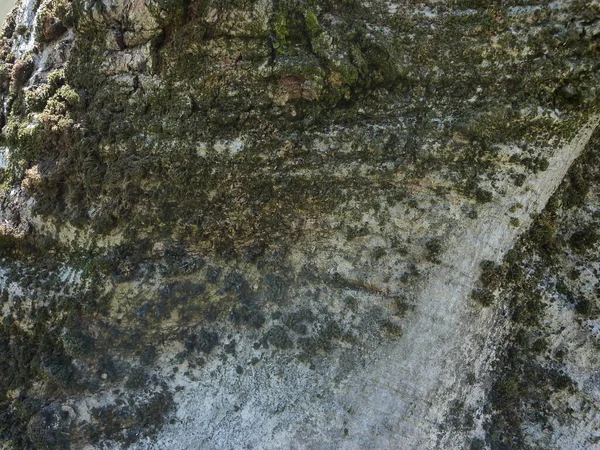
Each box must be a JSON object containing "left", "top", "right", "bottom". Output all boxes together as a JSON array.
[
  {"left": 4, "top": 117, "right": 45, "bottom": 162},
  {"left": 471, "top": 288, "right": 494, "bottom": 307},
  {"left": 88, "top": 390, "right": 174, "bottom": 445},
  {"left": 574, "top": 298, "right": 592, "bottom": 316},
  {"left": 265, "top": 325, "right": 293, "bottom": 349},
  {"left": 147, "top": 0, "right": 190, "bottom": 27},
  {"left": 475, "top": 188, "right": 492, "bottom": 204},
  {"left": 508, "top": 204, "right": 522, "bottom": 213},
  {"left": 25, "top": 405, "right": 70, "bottom": 450},
  {"left": 24, "top": 69, "right": 67, "bottom": 113},
  {"left": 125, "top": 367, "right": 148, "bottom": 390},
  {"left": 0, "top": 168, "right": 14, "bottom": 194},
  {"left": 25, "top": 86, "right": 52, "bottom": 112},
  {"left": 47, "top": 69, "right": 65, "bottom": 88},
  {"left": 528, "top": 213, "right": 559, "bottom": 259},
  {"left": 381, "top": 320, "right": 402, "bottom": 337},
  {"left": 479, "top": 260, "right": 502, "bottom": 289},
  {"left": 283, "top": 309, "right": 314, "bottom": 334},
  {"left": 425, "top": 238, "right": 442, "bottom": 263},
  {"left": 569, "top": 227, "right": 599, "bottom": 253},
  {"left": 53, "top": 85, "right": 81, "bottom": 107},
  {"left": 273, "top": 15, "right": 290, "bottom": 54},
  {"left": 15, "top": 24, "right": 28, "bottom": 36},
  {"left": 10, "top": 53, "right": 34, "bottom": 92},
  {"left": 305, "top": 9, "right": 321, "bottom": 38},
  {"left": 61, "top": 327, "right": 95, "bottom": 359},
  {"left": 35, "top": 0, "right": 71, "bottom": 43},
  {"left": 346, "top": 223, "right": 370, "bottom": 241}
]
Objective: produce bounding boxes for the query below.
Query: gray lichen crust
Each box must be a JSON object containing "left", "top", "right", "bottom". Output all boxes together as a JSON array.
[
  {"left": 0, "top": 0, "right": 598, "bottom": 449},
  {"left": 471, "top": 130, "right": 600, "bottom": 450}
]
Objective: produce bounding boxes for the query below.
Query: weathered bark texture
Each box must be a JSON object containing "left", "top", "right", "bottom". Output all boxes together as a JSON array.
[{"left": 0, "top": 0, "right": 599, "bottom": 449}]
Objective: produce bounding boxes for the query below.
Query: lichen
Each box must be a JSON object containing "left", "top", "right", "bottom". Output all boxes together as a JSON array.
[
  {"left": 482, "top": 127, "right": 600, "bottom": 448},
  {"left": 0, "top": 1, "right": 598, "bottom": 448}
]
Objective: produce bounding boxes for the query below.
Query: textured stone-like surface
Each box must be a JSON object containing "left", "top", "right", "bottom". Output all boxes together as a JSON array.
[{"left": 0, "top": 0, "right": 598, "bottom": 449}]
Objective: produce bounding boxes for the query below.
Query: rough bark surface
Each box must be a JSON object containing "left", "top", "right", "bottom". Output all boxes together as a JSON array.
[{"left": 0, "top": 0, "right": 598, "bottom": 449}]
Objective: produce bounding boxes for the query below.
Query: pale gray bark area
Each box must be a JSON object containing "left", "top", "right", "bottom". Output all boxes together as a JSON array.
[{"left": 133, "top": 118, "right": 599, "bottom": 450}]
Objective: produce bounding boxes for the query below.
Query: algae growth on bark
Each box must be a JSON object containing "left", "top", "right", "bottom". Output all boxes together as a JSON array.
[{"left": 0, "top": 0, "right": 598, "bottom": 448}]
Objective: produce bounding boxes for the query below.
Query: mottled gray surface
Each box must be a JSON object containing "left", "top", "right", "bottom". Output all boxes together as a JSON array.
[{"left": 0, "top": 1, "right": 599, "bottom": 449}]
